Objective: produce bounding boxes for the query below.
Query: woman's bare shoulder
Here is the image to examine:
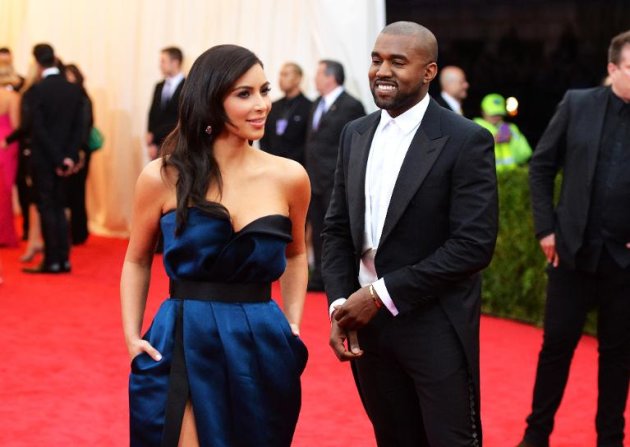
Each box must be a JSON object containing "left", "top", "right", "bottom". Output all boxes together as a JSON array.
[{"left": 258, "top": 150, "right": 308, "bottom": 186}]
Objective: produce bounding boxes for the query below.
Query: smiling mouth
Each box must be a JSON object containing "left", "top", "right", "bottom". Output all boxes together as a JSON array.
[{"left": 374, "top": 81, "right": 397, "bottom": 93}]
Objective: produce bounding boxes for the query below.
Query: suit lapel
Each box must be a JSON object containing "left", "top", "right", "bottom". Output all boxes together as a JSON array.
[
  {"left": 348, "top": 113, "right": 380, "bottom": 252},
  {"left": 585, "top": 88, "right": 609, "bottom": 185},
  {"left": 318, "top": 92, "right": 345, "bottom": 128},
  {"left": 379, "top": 100, "right": 449, "bottom": 247}
]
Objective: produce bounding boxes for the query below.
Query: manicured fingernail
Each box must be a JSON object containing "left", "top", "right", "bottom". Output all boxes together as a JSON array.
[{"left": 155, "top": 354, "right": 162, "bottom": 361}]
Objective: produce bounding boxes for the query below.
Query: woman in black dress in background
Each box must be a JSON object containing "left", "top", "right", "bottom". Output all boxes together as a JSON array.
[{"left": 120, "top": 45, "right": 310, "bottom": 446}]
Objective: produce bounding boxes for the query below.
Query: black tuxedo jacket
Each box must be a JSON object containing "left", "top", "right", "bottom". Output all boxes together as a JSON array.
[
  {"left": 530, "top": 86, "right": 630, "bottom": 269},
  {"left": 30, "top": 74, "right": 84, "bottom": 168},
  {"left": 305, "top": 91, "right": 365, "bottom": 195},
  {"left": 148, "top": 78, "right": 185, "bottom": 147},
  {"left": 321, "top": 98, "right": 498, "bottom": 410},
  {"left": 260, "top": 92, "right": 312, "bottom": 164}
]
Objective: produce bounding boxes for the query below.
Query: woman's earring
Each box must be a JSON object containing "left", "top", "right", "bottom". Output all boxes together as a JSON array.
[{"left": 205, "top": 125, "right": 213, "bottom": 135}]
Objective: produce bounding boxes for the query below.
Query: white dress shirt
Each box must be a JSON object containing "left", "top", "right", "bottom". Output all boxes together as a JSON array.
[
  {"left": 161, "top": 72, "right": 184, "bottom": 104},
  {"left": 329, "top": 94, "right": 430, "bottom": 317}
]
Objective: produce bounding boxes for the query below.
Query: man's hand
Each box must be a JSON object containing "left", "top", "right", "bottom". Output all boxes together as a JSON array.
[
  {"left": 329, "top": 317, "right": 363, "bottom": 361},
  {"left": 539, "top": 233, "right": 559, "bottom": 267},
  {"left": 55, "top": 158, "right": 75, "bottom": 177},
  {"left": 334, "top": 286, "right": 380, "bottom": 331}
]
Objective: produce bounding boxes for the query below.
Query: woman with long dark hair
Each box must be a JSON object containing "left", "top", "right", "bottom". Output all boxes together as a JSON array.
[{"left": 120, "top": 45, "right": 310, "bottom": 446}]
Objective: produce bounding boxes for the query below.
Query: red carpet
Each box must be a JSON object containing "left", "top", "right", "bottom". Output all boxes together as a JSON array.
[{"left": 0, "top": 236, "right": 628, "bottom": 446}]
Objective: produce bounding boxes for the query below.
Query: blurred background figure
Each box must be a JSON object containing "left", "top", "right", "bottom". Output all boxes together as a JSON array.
[
  {"left": 146, "top": 47, "right": 184, "bottom": 160},
  {"left": 304, "top": 59, "right": 365, "bottom": 291},
  {"left": 474, "top": 93, "right": 532, "bottom": 171},
  {"left": 0, "top": 62, "right": 21, "bottom": 248},
  {"left": 260, "top": 62, "right": 312, "bottom": 165},
  {"left": 434, "top": 65, "right": 469, "bottom": 115},
  {"left": 2, "top": 63, "right": 44, "bottom": 262},
  {"left": 64, "top": 63, "right": 93, "bottom": 245},
  {"left": 0, "top": 48, "right": 25, "bottom": 92}
]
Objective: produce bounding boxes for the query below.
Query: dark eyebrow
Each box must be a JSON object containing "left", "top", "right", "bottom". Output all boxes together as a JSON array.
[
  {"left": 231, "top": 81, "right": 271, "bottom": 91},
  {"left": 370, "top": 52, "right": 409, "bottom": 62}
]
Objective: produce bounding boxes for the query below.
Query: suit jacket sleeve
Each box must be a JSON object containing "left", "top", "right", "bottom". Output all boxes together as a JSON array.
[
  {"left": 147, "top": 83, "right": 161, "bottom": 135},
  {"left": 321, "top": 123, "right": 361, "bottom": 305},
  {"left": 529, "top": 92, "right": 570, "bottom": 239},
  {"left": 383, "top": 126, "right": 498, "bottom": 311}
]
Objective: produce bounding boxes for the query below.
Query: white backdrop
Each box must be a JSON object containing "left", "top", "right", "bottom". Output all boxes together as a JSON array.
[{"left": 0, "top": 0, "right": 385, "bottom": 236}]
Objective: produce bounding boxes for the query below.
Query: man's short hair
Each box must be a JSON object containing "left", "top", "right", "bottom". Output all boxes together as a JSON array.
[
  {"left": 162, "top": 47, "right": 183, "bottom": 64},
  {"left": 33, "top": 43, "right": 56, "bottom": 68},
  {"left": 609, "top": 30, "right": 630, "bottom": 65},
  {"left": 284, "top": 62, "right": 303, "bottom": 78},
  {"left": 320, "top": 60, "right": 344, "bottom": 86}
]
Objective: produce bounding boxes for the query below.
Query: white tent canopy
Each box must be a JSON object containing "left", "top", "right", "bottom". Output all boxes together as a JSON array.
[{"left": 1, "top": 0, "right": 385, "bottom": 236}]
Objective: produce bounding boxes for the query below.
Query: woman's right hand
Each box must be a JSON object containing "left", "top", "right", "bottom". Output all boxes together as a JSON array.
[{"left": 128, "top": 338, "right": 162, "bottom": 363}]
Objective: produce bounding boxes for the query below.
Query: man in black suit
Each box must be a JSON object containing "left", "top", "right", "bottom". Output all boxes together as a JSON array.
[
  {"left": 147, "top": 46, "right": 185, "bottom": 159},
  {"left": 519, "top": 30, "right": 630, "bottom": 447},
  {"left": 322, "top": 22, "right": 498, "bottom": 446},
  {"left": 305, "top": 59, "right": 365, "bottom": 291},
  {"left": 433, "top": 65, "right": 468, "bottom": 116},
  {"left": 24, "top": 44, "right": 83, "bottom": 274},
  {"left": 260, "top": 62, "right": 312, "bottom": 165}
]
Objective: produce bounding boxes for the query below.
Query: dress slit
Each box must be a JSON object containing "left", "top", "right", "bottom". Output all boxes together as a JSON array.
[{"left": 160, "top": 302, "right": 190, "bottom": 447}]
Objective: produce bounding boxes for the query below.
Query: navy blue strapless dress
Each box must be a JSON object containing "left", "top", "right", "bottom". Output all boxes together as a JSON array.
[{"left": 129, "top": 208, "right": 308, "bottom": 447}]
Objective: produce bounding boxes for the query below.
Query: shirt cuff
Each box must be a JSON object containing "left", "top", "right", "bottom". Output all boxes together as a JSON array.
[
  {"left": 329, "top": 298, "right": 347, "bottom": 320},
  {"left": 372, "top": 279, "right": 399, "bottom": 316}
]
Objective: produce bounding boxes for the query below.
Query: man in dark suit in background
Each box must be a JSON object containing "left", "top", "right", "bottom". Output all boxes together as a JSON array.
[
  {"left": 433, "top": 65, "right": 468, "bottom": 115},
  {"left": 519, "top": 30, "right": 630, "bottom": 447},
  {"left": 322, "top": 22, "right": 497, "bottom": 445},
  {"left": 260, "top": 62, "right": 312, "bottom": 165},
  {"left": 146, "top": 46, "right": 184, "bottom": 160},
  {"left": 305, "top": 59, "right": 365, "bottom": 291},
  {"left": 24, "top": 43, "right": 83, "bottom": 274}
]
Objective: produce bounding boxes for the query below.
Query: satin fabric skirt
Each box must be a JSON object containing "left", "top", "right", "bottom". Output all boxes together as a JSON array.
[{"left": 129, "top": 298, "right": 308, "bottom": 447}]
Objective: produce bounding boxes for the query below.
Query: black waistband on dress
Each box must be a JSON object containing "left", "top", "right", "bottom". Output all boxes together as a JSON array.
[{"left": 168, "top": 280, "right": 271, "bottom": 302}]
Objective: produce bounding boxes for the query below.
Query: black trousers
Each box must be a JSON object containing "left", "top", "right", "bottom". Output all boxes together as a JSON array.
[
  {"left": 524, "top": 257, "right": 630, "bottom": 447},
  {"left": 353, "top": 302, "right": 479, "bottom": 447},
  {"left": 32, "top": 161, "right": 70, "bottom": 266},
  {"left": 308, "top": 187, "right": 332, "bottom": 288}
]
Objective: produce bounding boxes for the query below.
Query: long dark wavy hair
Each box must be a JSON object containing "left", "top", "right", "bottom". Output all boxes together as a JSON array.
[{"left": 161, "top": 44, "right": 263, "bottom": 234}]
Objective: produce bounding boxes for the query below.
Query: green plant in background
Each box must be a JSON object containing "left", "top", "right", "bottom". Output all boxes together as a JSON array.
[{"left": 482, "top": 167, "right": 597, "bottom": 335}]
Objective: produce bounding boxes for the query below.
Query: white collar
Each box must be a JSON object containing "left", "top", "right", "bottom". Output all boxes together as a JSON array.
[
  {"left": 322, "top": 85, "right": 344, "bottom": 109},
  {"left": 440, "top": 91, "right": 462, "bottom": 114},
  {"left": 42, "top": 67, "right": 60, "bottom": 78},
  {"left": 166, "top": 72, "right": 184, "bottom": 85},
  {"left": 378, "top": 93, "right": 430, "bottom": 135}
]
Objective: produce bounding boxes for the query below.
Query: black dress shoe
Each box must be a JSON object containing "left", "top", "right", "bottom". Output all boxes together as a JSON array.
[{"left": 23, "top": 261, "right": 71, "bottom": 274}]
